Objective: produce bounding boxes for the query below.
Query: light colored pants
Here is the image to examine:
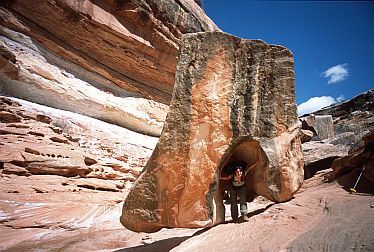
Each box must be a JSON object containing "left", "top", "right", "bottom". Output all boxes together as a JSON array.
[{"left": 230, "top": 185, "right": 247, "bottom": 219}]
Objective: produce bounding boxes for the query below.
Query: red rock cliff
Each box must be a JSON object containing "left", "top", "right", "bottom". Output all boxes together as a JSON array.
[{"left": 0, "top": 0, "right": 218, "bottom": 135}]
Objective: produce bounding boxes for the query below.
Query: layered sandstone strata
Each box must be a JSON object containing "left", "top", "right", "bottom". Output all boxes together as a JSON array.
[
  {"left": 0, "top": 0, "right": 218, "bottom": 104},
  {"left": 121, "top": 32, "right": 304, "bottom": 232},
  {"left": 0, "top": 95, "right": 159, "bottom": 250},
  {"left": 0, "top": 95, "right": 158, "bottom": 183},
  {"left": 0, "top": 1, "right": 218, "bottom": 135}
]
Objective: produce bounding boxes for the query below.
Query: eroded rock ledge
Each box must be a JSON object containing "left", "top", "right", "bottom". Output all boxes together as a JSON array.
[
  {"left": 120, "top": 32, "right": 304, "bottom": 232},
  {"left": 0, "top": 0, "right": 218, "bottom": 104},
  {"left": 0, "top": 0, "right": 219, "bottom": 136}
]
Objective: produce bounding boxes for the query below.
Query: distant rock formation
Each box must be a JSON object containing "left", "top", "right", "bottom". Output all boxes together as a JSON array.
[
  {"left": 120, "top": 32, "right": 304, "bottom": 232},
  {"left": 301, "top": 89, "right": 374, "bottom": 179},
  {"left": 300, "top": 115, "right": 334, "bottom": 141},
  {"left": 0, "top": 0, "right": 219, "bottom": 135},
  {"left": 314, "top": 89, "right": 373, "bottom": 118},
  {"left": 315, "top": 89, "right": 374, "bottom": 151}
]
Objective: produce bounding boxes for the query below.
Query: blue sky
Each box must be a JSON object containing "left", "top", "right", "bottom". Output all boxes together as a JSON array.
[{"left": 203, "top": 0, "right": 374, "bottom": 115}]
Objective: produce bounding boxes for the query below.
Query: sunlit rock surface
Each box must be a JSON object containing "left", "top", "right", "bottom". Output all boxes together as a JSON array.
[
  {"left": 0, "top": 95, "right": 158, "bottom": 178},
  {"left": 0, "top": 0, "right": 219, "bottom": 135},
  {"left": 121, "top": 32, "right": 304, "bottom": 232},
  {"left": 0, "top": 0, "right": 218, "bottom": 104},
  {"left": 0, "top": 95, "right": 160, "bottom": 250}
]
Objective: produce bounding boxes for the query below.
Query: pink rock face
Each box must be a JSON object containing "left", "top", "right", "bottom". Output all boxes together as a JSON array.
[
  {"left": 0, "top": 0, "right": 217, "bottom": 135},
  {"left": 0, "top": 95, "right": 158, "bottom": 179},
  {"left": 0, "top": 0, "right": 218, "bottom": 104},
  {"left": 120, "top": 32, "right": 304, "bottom": 232},
  {"left": 0, "top": 95, "right": 161, "bottom": 250}
]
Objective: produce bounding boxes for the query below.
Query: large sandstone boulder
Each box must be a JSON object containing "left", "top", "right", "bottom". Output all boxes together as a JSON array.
[
  {"left": 120, "top": 32, "right": 304, "bottom": 232},
  {"left": 302, "top": 141, "right": 349, "bottom": 179}
]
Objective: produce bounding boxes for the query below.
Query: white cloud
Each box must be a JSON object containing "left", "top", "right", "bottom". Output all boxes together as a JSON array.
[
  {"left": 322, "top": 63, "right": 349, "bottom": 84},
  {"left": 297, "top": 95, "right": 343, "bottom": 116},
  {"left": 336, "top": 95, "right": 345, "bottom": 102}
]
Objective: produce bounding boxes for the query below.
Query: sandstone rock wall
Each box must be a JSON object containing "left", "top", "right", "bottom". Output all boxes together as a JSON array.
[
  {"left": 0, "top": 95, "right": 158, "bottom": 182},
  {"left": 1, "top": 0, "right": 218, "bottom": 103},
  {"left": 0, "top": 0, "right": 218, "bottom": 135},
  {"left": 121, "top": 32, "right": 304, "bottom": 232}
]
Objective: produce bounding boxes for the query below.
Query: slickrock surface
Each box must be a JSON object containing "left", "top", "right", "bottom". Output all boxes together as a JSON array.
[
  {"left": 0, "top": 95, "right": 158, "bottom": 251},
  {"left": 4, "top": 169, "right": 373, "bottom": 252},
  {"left": 121, "top": 32, "right": 304, "bottom": 232},
  {"left": 0, "top": 96, "right": 158, "bottom": 179},
  {"left": 171, "top": 178, "right": 374, "bottom": 252}
]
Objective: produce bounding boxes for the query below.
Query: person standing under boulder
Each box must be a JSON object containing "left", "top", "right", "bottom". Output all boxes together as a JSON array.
[{"left": 221, "top": 161, "right": 250, "bottom": 221}]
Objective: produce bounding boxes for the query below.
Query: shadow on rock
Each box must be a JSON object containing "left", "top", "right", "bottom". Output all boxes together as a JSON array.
[
  {"left": 118, "top": 202, "right": 276, "bottom": 251},
  {"left": 245, "top": 203, "right": 275, "bottom": 218},
  {"left": 331, "top": 132, "right": 374, "bottom": 194},
  {"left": 115, "top": 236, "right": 191, "bottom": 252},
  {"left": 222, "top": 202, "right": 276, "bottom": 226}
]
